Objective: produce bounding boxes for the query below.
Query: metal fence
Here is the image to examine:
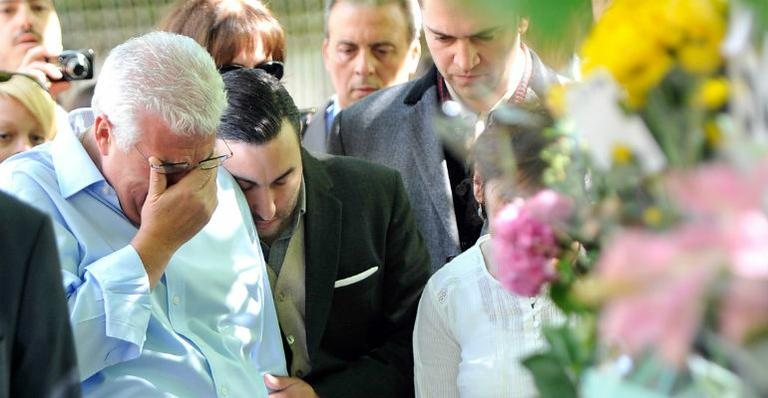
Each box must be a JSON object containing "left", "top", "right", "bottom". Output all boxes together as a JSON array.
[{"left": 56, "top": 0, "right": 333, "bottom": 108}]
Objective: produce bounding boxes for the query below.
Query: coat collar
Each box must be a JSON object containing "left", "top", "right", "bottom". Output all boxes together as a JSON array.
[
  {"left": 403, "top": 65, "right": 439, "bottom": 106},
  {"left": 402, "top": 49, "right": 559, "bottom": 108}
]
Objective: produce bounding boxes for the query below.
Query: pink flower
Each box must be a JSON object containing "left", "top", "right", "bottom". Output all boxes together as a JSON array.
[
  {"left": 523, "top": 189, "right": 574, "bottom": 227},
  {"left": 600, "top": 267, "right": 712, "bottom": 366},
  {"left": 719, "top": 277, "right": 768, "bottom": 344},
  {"left": 665, "top": 162, "right": 768, "bottom": 216},
  {"left": 491, "top": 190, "right": 572, "bottom": 297},
  {"left": 722, "top": 210, "right": 768, "bottom": 280},
  {"left": 595, "top": 226, "right": 722, "bottom": 366}
]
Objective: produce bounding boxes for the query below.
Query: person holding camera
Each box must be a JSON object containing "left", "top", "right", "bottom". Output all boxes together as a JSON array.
[{"left": 0, "top": 0, "right": 73, "bottom": 96}]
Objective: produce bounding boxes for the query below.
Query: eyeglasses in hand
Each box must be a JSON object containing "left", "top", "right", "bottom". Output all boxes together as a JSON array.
[{"left": 136, "top": 140, "right": 233, "bottom": 175}]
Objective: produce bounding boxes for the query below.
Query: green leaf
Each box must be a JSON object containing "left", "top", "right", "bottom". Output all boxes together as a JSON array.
[
  {"left": 543, "top": 325, "right": 582, "bottom": 366},
  {"left": 740, "top": 0, "right": 768, "bottom": 38},
  {"left": 458, "top": 0, "right": 594, "bottom": 68},
  {"left": 522, "top": 353, "right": 579, "bottom": 397}
]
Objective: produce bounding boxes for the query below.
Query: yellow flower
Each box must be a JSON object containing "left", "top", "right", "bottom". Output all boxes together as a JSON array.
[
  {"left": 695, "top": 78, "right": 729, "bottom": 110},
  {"left": 670, "top": 0, "right": 726, "bottom": 74},
  {"left": 678, "top": 42, "right": 724, "bottom": 74},
  {"left": 580, "top": 0, "right": 727, "bottom": 108},
  {"left": 704, "top": 120, "right": 723, "bottom": 148},
  {"left": 546, "top": 84, "right": 568, "bottom": 118},
  {"left": 611, "top": 143, "right": 634, "bottom": 166},
  {"left": 643, "top": 206, "right": 663, "bottom": 226}
]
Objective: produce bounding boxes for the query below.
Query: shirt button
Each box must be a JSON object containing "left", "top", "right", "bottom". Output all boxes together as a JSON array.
[
  {"left": 220, "top": 385, "right": 229, "bottom": 396},
  {"left": 277, "top": 292, "right": 286, "bottom": 302},
  {"left": 287, "top": 335, "right": 295, "bottom": 345},
  {"left": 172, "top": 295, "right": 181, "bottom": 306}
]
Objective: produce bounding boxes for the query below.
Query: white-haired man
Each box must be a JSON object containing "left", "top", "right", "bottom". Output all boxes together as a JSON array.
[{"left": 0, "top": 31, "right": 286, "bottom": 397}]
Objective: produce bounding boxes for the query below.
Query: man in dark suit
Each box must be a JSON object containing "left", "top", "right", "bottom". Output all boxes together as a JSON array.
[
  {"left": 219, "top": 68, "right": 431, "bottom": 398},
  {"left": 328, "top": 0, "right": 563, "bottom": 271},
  {"left": 0, "top": 191, "right": 80, "bottom": 398},
  {"left": 302, "top": 0, "right": 422, "bottom": 153}
]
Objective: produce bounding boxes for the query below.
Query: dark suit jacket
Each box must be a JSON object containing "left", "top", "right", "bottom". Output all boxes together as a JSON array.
[
  {"left": 329, "top": 56, "right": 560, "bottom": 272},
  {"left": 0, "top": 192, "right": 80, "bottom": 398},
  {"left": 299, "top": 149, "right": 431, "bottom": 398}
]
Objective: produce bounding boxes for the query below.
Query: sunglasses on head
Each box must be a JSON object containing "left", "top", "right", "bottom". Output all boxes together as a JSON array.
[
  {"left": 218, "top": 61, "right": 284, "bottom": 80},
  {"left": 0, "top": 70, "right": 48, "bottom": 91}
]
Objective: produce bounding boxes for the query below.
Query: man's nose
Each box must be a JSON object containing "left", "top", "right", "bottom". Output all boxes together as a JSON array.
[
  {"left": 15, "top": 3, "right": 34, "bottom": 31},
  {"left": 454, "top": 39, "right": 479, "bottom": 72},
  {"left": 353, "top": 49, "right": 375, "bottom": 75},
  {"left": 251, "top": 189, "right": 277, "bottom": 221}
]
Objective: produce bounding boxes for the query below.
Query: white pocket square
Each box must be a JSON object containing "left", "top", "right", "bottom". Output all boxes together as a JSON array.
[{"left": 334, "top": 266, "right": 379, "bottom": 288}]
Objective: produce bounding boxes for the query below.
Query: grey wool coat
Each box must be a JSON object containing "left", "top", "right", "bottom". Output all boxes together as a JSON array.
[{"left": 329, "top": 58, "right": 560, "bottom": 272}]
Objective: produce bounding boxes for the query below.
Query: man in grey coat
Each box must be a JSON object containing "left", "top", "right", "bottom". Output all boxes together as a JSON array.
[{"left": 328, "top": 0, "right": 563, "bottom": 272}]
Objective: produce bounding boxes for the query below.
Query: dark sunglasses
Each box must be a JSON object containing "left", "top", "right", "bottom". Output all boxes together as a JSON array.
[
  {"left": 0, "top": 70, "right": 48, "bottom": 91},
  {"left": 218, "top": 61, "right": 284, "bottom": 80}
]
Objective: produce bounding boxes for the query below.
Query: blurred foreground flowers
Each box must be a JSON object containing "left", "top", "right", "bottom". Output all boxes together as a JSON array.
[{"left": 490, "top": 0, "right": 768, "bottom": 396}]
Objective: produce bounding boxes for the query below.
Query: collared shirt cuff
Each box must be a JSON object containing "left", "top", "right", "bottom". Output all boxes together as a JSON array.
[{"left": 85, "top": 245, "right": 152, "bottom": 345}]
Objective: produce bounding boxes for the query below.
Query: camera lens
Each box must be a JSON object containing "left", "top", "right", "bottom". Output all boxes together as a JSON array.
[
  {"left": 57, "top": 49, "right": 95, "bottom": 81},
  {"left": 64, "top": 54, "right": 89, "bottom": 79}
]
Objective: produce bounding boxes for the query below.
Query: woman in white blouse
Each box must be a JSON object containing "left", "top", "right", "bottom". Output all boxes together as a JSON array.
[{"left": 413, "top": 120, "right": 565, "bottom": 398}]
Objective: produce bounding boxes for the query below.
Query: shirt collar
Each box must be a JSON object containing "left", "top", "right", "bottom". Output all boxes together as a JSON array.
[
  {"left": 324, "top": 96, "right": 342, "bottom": 137},
  {"left": 328, "top": 95, "right": 342, "bottom": 119},
  {"left": 52, "top": 108, "right": 106, "bottom": 199}
]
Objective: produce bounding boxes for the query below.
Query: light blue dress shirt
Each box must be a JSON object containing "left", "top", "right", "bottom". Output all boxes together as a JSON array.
[
  {"left": 0, "top": 111, "right": 287, "bottom": 397},
  {"left": 323, "top": 96, "right": 342, "bottom": 138}
]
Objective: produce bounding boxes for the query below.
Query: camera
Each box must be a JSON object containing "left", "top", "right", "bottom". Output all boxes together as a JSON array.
[{"left": 56, "top": 49, "right": 95, "bottom": 81}]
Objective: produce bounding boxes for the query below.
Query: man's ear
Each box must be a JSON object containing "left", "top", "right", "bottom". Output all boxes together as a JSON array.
[
  {"left": 321, "top": 38, "right": 332, "bottom": 71},
  {"left": 406, "top": 39, "right": 422, "bottom": 77},
  {"left": 92, "top": 114, "right": 113, "bottom": 156}
]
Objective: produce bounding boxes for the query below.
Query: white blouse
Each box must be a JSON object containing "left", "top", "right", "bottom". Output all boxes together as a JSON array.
[{"left": 413, "top": 235, "right": 565, "bottom": 398}]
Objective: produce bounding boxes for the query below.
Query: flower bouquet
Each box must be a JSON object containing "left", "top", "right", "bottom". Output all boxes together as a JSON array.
[{"left": 490, "top": 0, "right": 768, "bottom": 396}]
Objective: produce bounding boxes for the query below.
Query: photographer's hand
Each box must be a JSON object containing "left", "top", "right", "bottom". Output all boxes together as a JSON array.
[
  {"left": 17, "top": 45, "right": 70, "bottom": 96},
  {"left": 131, "top": 160, "right": 219, "bottom": 288}
]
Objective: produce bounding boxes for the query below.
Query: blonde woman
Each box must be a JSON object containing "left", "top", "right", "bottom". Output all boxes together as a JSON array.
[{"left": 0, "top": 73, "right": 57, "bottom": 162}]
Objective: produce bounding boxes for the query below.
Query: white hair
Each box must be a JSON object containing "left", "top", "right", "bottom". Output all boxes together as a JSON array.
[{"left": 91, "top": 31, "right": 226, "bottom": 150}]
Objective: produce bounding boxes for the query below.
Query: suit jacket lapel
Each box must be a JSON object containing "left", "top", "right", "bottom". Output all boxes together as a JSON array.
[
  {"left": 407, "top": 88, "right": 459, "bottom": 245},
  {"left": 301, "top": 150, "right": 342, "bottom": 361}
]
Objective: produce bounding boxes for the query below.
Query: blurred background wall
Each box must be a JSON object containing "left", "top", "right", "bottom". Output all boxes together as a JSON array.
[{"left": 56, "top": 0, "right": 332, "bottom": 110}]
